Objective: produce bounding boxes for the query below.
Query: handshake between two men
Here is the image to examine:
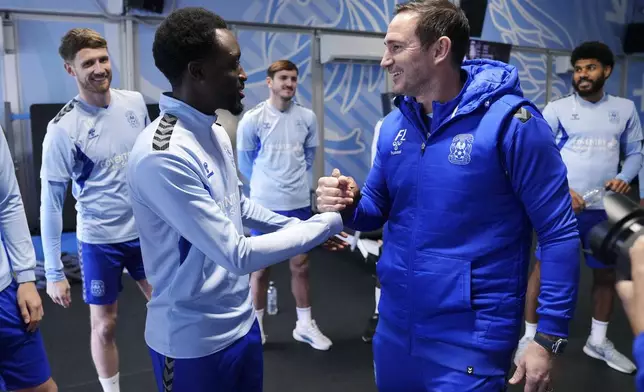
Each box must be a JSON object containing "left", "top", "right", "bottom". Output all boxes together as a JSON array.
[
  {"left": 316, "top": 169, "right": 359, "bottom": 214},
  {"left": 316, "top": 169, "right": 359, "bottom": 252}
]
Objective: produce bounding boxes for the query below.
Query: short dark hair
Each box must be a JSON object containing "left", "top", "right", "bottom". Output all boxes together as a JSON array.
[
  {"left": 267, "top": 60, "right": 298, "bottom": 78},
  {"left": 153, "top": 7, "right": 228, "bottom": 86},
  {"left": 571, "top": 41, "right": 615, "bottom": 69},
  {"left": 395, "top": 0, "right": 470, "bottom": 68},
  {"left": 59, "top": 28, "right": 107, "bottom": 63}
]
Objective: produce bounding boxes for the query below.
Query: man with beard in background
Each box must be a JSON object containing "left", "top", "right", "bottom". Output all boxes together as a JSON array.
[
  {"left": 41, "top": 28, "right": 152, "bottom": 392},
  {"left": 236, "top": 60, "right": 333, "bottom": 350},
  {"left": 514, "top": 41, "right": 643, "bottom": 374}
]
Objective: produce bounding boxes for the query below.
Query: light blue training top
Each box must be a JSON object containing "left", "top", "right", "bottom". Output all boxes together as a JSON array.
[
  {"left": 126, "top": 93, "right": 342, "bottom": 359},
  {"left": 0, "top": 127, "right": 37, "bottom": 293},
  {"left": 236, "top": 100, "right": 318, "bottom": 211},
  {"left": 542, "top": 92, "right": 643, "bottom": 208},
  {"left": 40, "top": 89, "right": 149, "bottom": 281}
]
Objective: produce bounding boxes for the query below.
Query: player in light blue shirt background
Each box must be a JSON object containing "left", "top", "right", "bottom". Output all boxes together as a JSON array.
[
  {"left": 39, "top": 28, "right": 152, "bottom": 392},
  {"left": 127, "top": 9, "right": 343, "bottom": 391},
  {"left": 236, "top": 59, "right": 333, "bottom": 350},
  {"left": 515, "top": 41, "right": 643, "bottom": 374},
  {"left": 0, "top": 127, "right": 58, "bottom": 392}
]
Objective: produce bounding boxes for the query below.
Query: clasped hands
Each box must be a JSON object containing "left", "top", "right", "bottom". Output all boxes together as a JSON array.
[{"left": 317, "top": 168, "right": 359, "bottom": 251}]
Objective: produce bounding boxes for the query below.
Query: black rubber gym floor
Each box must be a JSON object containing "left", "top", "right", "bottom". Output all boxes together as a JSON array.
[{"left": 39, "top": 247, "right": 637, "bottom": 391}]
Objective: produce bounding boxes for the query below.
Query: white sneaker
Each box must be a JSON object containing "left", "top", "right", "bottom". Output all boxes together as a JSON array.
[
  {"left": 292, "top": 320, "right": 332, "bottom": 350},
  {"left": 513, "top": 335, "right": 533, "bottom": 366},
  {"left": 583, "top": 337, "right": 637, "bottom": 374}
]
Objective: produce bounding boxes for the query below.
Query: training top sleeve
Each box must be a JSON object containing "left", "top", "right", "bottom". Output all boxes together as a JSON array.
[
  {"left": 304, "top": 110, "right": 319, "bottom": 148},
  {"left": 0, "top": 128, "right": 37, "bottom": 283},
  {"left": 503, "top": 107, "right": 580, "bottom": 338},
  {"left": 41, "top": 124, "right": 75, "bottom": 182},
  {"left": 540, "top": 102, "right": 560, "bottom": 139},
  {"left": 617, "top": 139, "right": 642, "bottom": 183},
  {"left": 131, "top": 152, "right": 343, "bottom": 275},
  {"left": 40, "top": 180, "right": 68, "bottom": 281},
  {"left": 239, "top": 191, "right": 300, "bottom": 233},
  {"left": 236, "top": 112, "right": 260, "bottom": 182},
  {"left": 303, "top": 111, "right": 318, "bottom": 170}
]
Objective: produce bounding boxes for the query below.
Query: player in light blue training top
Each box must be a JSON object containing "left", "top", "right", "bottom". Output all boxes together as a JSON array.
[
  {"left": 236, "top": 59, "right": 333, "bottom": 350},
  {"left": 127, "top": 9, "right": 343, "bottom": 392},
  {"left": 0, "top": 127, "right": 58, "bottom": 392},
  {"left": 515, "top": 41, "right": 643, "bottom": 374},
  {"left": 40, "top": 28, "right": 152, "bottom": 392}
]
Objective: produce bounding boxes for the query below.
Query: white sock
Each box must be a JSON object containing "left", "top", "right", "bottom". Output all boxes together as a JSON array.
[
  {"left": 524, "top": 321, "right": 537, "bottom": 338},
  {"left": 256, "top": 308, "right": 265, "bottom": 335},
  {"left": 98, "top": 373, "right": 120, "bottom": 392},
  {"left": 374, "top": 287, "right": 381, "bottom": 314},
  {"left": 296, "top": 307, "right": 312, "bottom": 325},
  {"left": 590, "top": 318, "right": 609, "bottom": 345}
]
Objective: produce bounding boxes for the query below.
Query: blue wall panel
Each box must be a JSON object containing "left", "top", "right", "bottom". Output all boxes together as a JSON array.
[
  {"left": 323, "top": 64, "right": 385, "bottom": 187},
  {"left": 4, "top": 0, "right": 644, "bottom": 185}
]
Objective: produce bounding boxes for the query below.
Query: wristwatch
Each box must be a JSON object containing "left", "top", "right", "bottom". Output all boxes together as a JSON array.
[{"left": 534, "top": 332, "right": 568, "bottom": 355}]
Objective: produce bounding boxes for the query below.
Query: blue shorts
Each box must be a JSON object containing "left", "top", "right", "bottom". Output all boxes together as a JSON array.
[
  {"left": 0, "top": 281, "right": 51, "bottom": 391},
  {"left": 78, "top": 238, "right": 147, "bottom": 305},
  {"left": 249, "top": 207, "right": 312, "bottom": 236},
  {"left": 535, "top": 209, "right": 609, "bottom": 269},
  {"left": 149, "top": 321, "right": 263, "bottom": 392},
  {"left": 373, "top": 332, "right": 508, "bottom": 391}
]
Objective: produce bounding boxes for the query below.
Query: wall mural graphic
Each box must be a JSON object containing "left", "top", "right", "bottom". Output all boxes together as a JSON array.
[{"left": 6, "top": 0, "right": 643, "bottom": 187}]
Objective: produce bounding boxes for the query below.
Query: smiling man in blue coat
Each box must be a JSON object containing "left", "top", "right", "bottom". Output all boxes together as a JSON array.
[{"left": 316, "top": 1, "right": 581, "bottom": 391}]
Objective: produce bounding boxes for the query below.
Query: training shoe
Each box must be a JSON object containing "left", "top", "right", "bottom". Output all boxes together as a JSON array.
[
  {"left": 513, "top": 335, "right": 533, "bottom": 366},
  {"left": 292, "top": 320, "right": 332, "bottom": 350},
  {"left": 583, "top": 337, "right": 637, "bottom": 374},
  {"left": 362, "top": 313, "right": 379, "bottom": 343}
]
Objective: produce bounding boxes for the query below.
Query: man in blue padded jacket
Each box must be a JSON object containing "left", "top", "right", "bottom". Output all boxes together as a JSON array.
[
  {"left": 316, "top": 1, "right": 580, "bottom": 391},
  {"left": 126, "top": 8, "right": 343, "bottom": 392}
]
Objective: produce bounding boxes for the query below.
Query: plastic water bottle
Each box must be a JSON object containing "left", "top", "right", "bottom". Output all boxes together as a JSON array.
[
  {"left": 267, "top": 281, "right": 278, "bottom": 315},
  {"left": 582, "top": 187, "right": 606, "bottom": 208}
]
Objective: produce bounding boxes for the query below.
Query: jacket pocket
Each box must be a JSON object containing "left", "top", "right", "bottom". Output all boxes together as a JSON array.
[
  {"left": 376, "top": 243, "right": 410, "bottom": 324},
  {"left": 411, "top": 251, "right": 472, "bottom": 323}
]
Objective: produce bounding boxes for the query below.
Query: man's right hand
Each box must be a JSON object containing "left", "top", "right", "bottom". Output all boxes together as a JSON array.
[
  {"left": 47, "top": 278, "right": 71, "bottom": 308},
  {"left": 316, "top": 168, "right": 359, "bottom": 213},
  {"left": 509, "top": 341, "right": 554, "bottom": 392},
  {"left": 570, "top": 189, "right": 585, "bottom": 213}
]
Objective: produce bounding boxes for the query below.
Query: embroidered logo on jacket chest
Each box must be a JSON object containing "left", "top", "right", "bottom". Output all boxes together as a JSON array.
[
  {"left": 391, "top": 129, "right": 407, "bottom": 155},
  {"left": 448, "top": 134, "right": 474, "bottom": 165}
]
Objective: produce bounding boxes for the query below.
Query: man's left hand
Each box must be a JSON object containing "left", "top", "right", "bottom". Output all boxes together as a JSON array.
[
  {"left": 509, "top": 341, "right": 553, "bottom": 392},
  {"left": 322, "top": 232, "right": 350, "bottom": 251},
  {"left": 16, "top": 281, "right": 44, "bottom": 333},
  {"left": 605, "top": 179, "right": 630, "bottom": 194}
]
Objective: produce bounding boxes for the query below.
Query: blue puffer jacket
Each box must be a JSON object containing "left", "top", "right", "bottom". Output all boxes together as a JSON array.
[{"left": 346, "top": 59, "right": 580, "bottom": 376}]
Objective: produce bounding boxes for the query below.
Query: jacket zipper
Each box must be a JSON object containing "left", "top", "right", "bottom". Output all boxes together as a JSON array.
[{"left": 404, "top": 104, "right": 461, "bottom": 349}]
